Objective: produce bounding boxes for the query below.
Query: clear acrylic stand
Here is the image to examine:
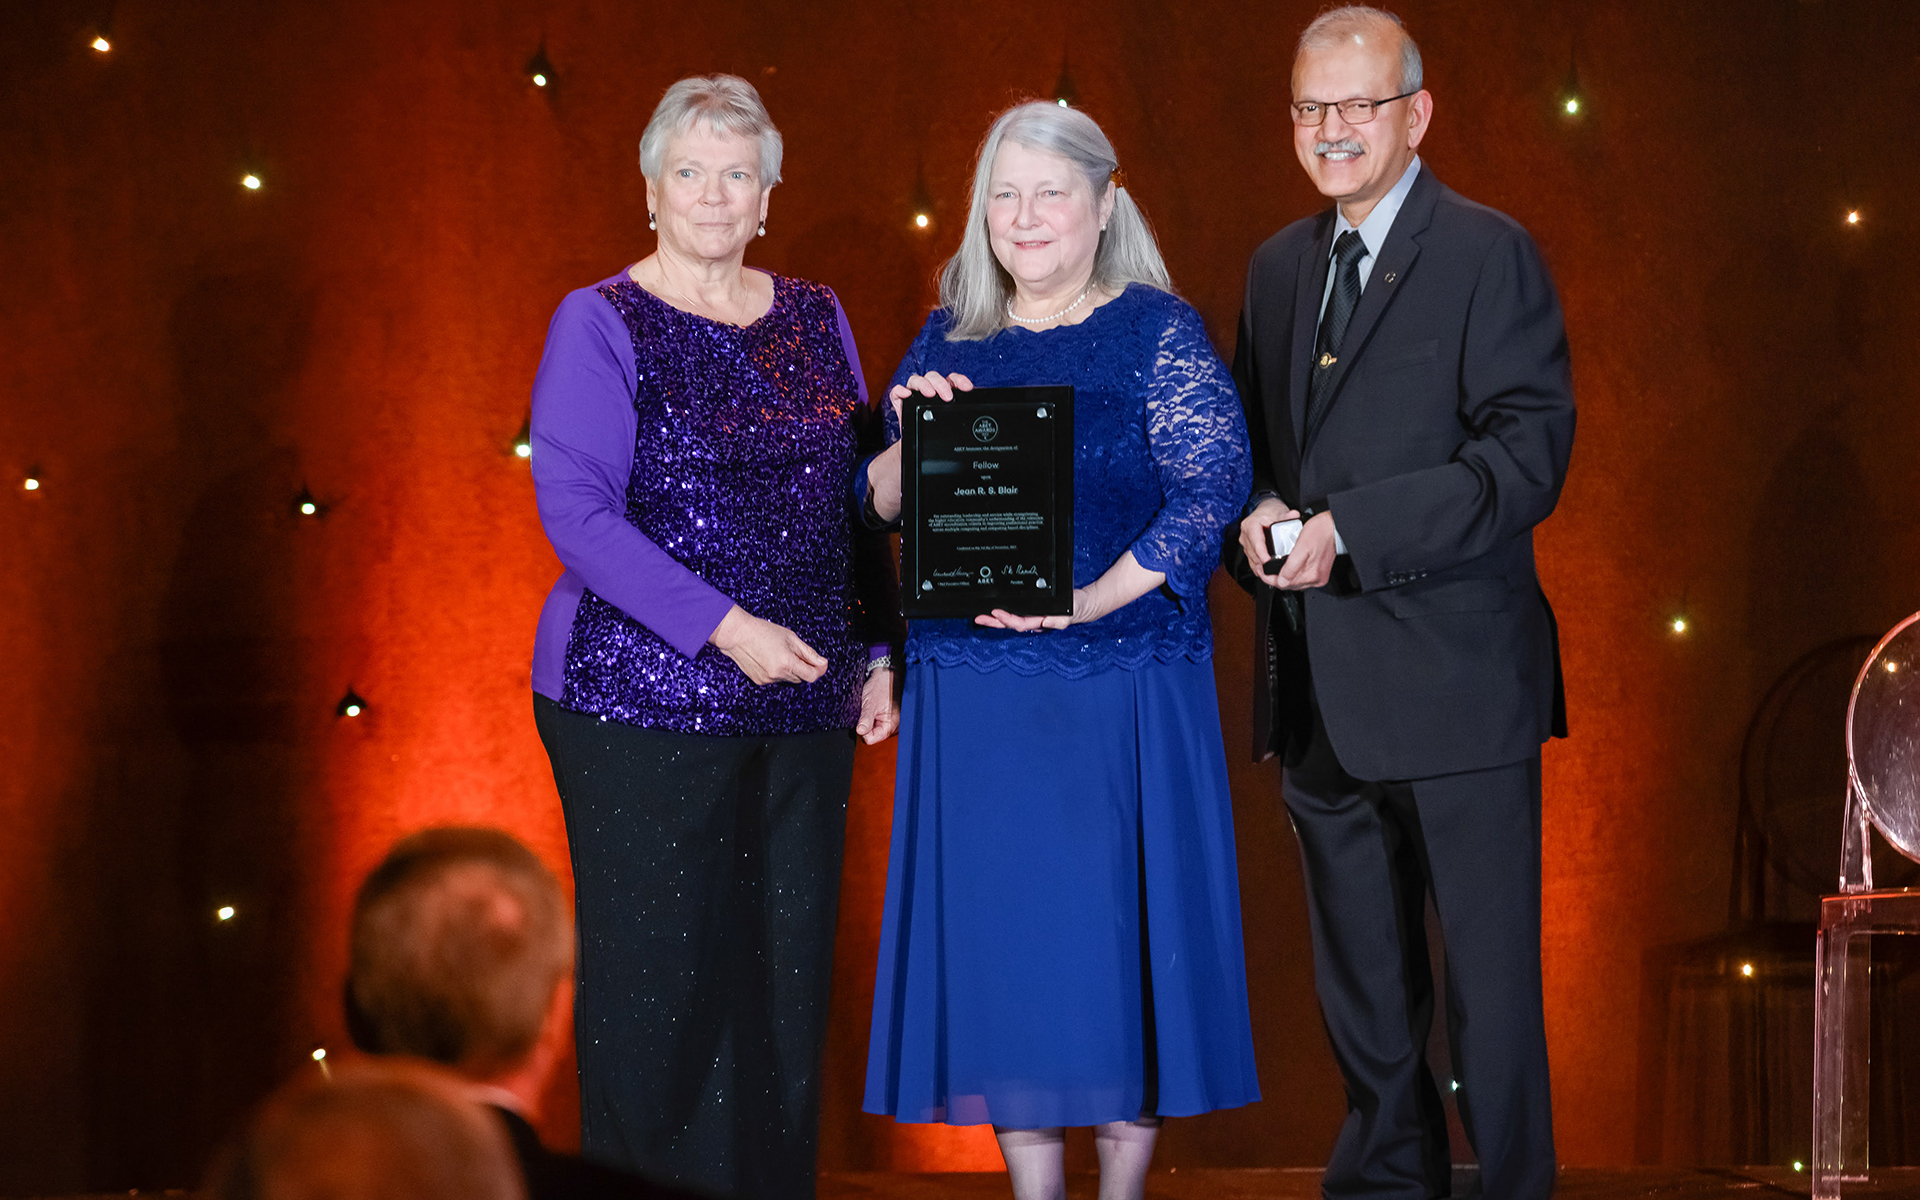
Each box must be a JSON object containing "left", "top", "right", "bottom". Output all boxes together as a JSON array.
[{"left": 1813, "top": 612, "right": 1920, "bottom": 1200}]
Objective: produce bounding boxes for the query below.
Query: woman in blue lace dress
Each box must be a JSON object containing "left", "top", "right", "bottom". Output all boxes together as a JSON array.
[{"left": 856, "top": 102, "right": 1257, "bottom": 1200}]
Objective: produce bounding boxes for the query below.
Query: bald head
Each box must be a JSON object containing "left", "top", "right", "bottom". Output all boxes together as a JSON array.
[
  {"left": 206, "top": 1061, "right": 526, "bottom": 1200},
  {"left": 1297, "top": 5, "right": 1422, "bottom": 95}
]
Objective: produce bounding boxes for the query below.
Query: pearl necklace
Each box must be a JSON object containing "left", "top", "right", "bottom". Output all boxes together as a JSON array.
[{"left": 1006, "top": 283, "right": 1094, "bottom": 327}]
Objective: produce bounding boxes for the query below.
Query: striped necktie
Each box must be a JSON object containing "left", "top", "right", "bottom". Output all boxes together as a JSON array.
[{"left": 1306, "top": 230, "right": 1369, "bottom": 442}]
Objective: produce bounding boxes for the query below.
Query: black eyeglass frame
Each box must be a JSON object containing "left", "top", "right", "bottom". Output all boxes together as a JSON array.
[{"left": 1290, "top": 90, "right": 1419, "bottom": 126}]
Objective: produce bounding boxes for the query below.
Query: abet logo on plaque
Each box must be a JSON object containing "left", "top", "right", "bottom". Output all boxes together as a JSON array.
[{"left": 971, "top": 416, "right": 999, "bottom": 442}]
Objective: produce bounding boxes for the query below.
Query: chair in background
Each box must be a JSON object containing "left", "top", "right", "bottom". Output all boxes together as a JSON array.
[
  {"left": 1633, "top": 634, "right": 1899, "bottom": 1166},
  {"left": 1814, "top": 611, "right": 1920, "bottom": 1199}
]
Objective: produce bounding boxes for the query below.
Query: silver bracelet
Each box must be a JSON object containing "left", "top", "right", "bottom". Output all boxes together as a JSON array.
[{"left": 865, "top": 654, "right": 894, "bottom": 677}]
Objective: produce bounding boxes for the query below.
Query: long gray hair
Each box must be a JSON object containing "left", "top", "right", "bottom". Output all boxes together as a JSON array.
[{"left": 938, "top": 102, "right": 1171, "bottom": 341}]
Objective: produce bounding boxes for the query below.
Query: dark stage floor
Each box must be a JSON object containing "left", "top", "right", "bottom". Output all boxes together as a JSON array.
[
  {"left": 817, "top": 1168, "right": 1920, "bottom": 1199},
  {"left": 22, "top": 1168, "right": 1920, "bottom": 1200}
]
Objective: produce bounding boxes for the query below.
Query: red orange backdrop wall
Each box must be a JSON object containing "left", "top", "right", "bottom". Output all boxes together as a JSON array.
[{"left": 3, "top": 0, "right": 1918, "bottom": 1191}]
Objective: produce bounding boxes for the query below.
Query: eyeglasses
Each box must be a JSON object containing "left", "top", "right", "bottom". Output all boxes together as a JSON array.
[{"left": 1290, "top": 90, "right": 1417, "bottom": 126}]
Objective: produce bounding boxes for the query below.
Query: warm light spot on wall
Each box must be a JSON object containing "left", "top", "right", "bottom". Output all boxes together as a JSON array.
[
  {"left": 1056, "top": 97, "right": 1070, "bottom": 107},
  {"left": 1563, "top": 97, "right": 1581, "bottom": 115},
  {"left": 1846, "top": 210, "right": 1861, "bottom": 226},
  {"left": 311, "top": 1048, "right": 326, "bottom": 1062},
  {"left": 91, "top": 36, "right": 111, "bottom": 53},
  {"left": 1740, "top": 962, "right": 1754, "bottom": 977},
  {"left": 336, "top": 689, "right": 367, "bottom": 718},
  {"left": 1886, "top": 660, "right": 1900, "bottom": 674},
  {"left": 880, "top": 1125, "right": 1002, "bottom": 1170},
  {"left": 914, "top": 213, "right": 931, "bottom": 230},
  {"left": 217, "top": 906, "right": 235, "bottom": 921},
  {"left": 525, "top": 48, "right": 556, "bottom": 90},
  {"left": 300, "top": 500, "right": 317, "bottom": 514},
  {"left": 23, "top": 477, "right": 40, "bottom": 491},
  {"left": 242, "top": 174, "right": 262, "bottom": 190},
  {"left": 1670, "top": 616, "right": 1688, "bottom": 635}
]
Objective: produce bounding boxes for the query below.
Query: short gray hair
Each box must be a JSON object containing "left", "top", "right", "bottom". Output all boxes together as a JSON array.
[
  {"left": 1298, "top": 6, "right": 1424, "bottom": 94},
  {"left": 347, "top": 827, "right": 571, "bottom": 1077},
  {"left": 638, "top": 74, "right": 783, "bottom": 186},
  {"left": 939, "top": 102, "right": 1171, "bottom": 342}
]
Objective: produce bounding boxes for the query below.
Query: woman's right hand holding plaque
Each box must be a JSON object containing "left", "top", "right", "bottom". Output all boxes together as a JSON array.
[{"left": 867, "top": 373, "right": 974, "bottom": 525}]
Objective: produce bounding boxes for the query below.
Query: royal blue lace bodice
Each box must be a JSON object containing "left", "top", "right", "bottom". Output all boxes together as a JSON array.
[{"left": 884, "top": 285, "right": 1251, "bottom": 677}]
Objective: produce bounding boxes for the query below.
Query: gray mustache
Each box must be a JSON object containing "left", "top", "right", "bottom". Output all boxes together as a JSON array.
[{"left": 1314, "top": 139, "right": 1364, "bottom": 155}]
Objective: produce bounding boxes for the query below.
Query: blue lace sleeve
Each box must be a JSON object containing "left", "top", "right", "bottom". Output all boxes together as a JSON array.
[{"left": 1127, "top": 304, "right": 1253, "bottom": 600}]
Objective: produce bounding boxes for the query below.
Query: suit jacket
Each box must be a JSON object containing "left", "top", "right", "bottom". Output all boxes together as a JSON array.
[
  {"left": 491, "top": 1106, "right": 717, "bottom": 1200},
  {"left": 1228, "top": 166, "right": 1573, "bottom": 781}
]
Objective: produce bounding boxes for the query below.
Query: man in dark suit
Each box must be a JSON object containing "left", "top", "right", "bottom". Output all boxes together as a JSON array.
[
  {"left": 1228, "top": 7, "right": 1574, "bottom": 1199},
  {"left": 346, "top": 827, "right": 710, "bottom": 1200}
]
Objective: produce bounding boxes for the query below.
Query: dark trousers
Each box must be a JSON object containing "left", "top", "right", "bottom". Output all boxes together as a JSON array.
[
  {"left": 534, "top": 696, "right": 856, "bottom": 1200},
  {"left": 1282, "top": 696, "right": 1553, "bottom": 1200}
]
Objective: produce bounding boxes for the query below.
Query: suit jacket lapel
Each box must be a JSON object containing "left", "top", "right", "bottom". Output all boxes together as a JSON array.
[
  {"left": 1289, "top": 214, "right": 1335, "bottom": 449},
  {"left": 1302, "top": 167, "right": 1440, "bottom": 448}
]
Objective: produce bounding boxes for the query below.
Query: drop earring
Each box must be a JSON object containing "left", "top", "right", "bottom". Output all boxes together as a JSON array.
[
  {"left": 648, "top": 213, "right": 657, "bottom": 230},
  {"left": 758, "top": 221, "right": 767, "bottom": 237}
]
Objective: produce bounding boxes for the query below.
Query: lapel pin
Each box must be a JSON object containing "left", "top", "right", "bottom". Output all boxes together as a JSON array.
[
  {"left": 1384, "top": 271, "right": 1398, "bottom": 283},
  {"left": 1318, "top": 352, "right": 1337, "bottom": 368}
]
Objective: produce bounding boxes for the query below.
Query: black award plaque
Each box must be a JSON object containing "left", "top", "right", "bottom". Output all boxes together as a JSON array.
[{"left": 901, "top": 385, "right": 1074, "bottom": 618}]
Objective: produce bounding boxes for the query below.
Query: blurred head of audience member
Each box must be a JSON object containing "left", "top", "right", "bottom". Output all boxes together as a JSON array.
[
  {"left": 343, "top": 826, "right": 697, "bottom": 1199},
  {"left": 345, "top": 826, "right": 573, "bottom": 1109},
  {"left": 205, "top": 1058, "right": 526, "bottom": 1200}
]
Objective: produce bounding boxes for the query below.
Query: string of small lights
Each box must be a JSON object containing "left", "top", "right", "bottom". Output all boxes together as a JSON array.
[
  {"left": 43, "top": 20, "right": 1888, "bottom": 1089},
  {"left": 50, "top": 31, "right": 1875, "bottom": 673}
]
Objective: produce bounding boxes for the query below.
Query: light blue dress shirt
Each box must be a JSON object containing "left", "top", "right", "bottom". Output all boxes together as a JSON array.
[
  {"left": 1309, "top": 155, "right": 1421, "bottom": 555},
  {"left": 1319, "top": 155, "right": 1422, "bottom": 320}
]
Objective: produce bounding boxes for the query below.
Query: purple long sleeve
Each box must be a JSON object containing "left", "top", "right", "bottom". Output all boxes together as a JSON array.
[
  {"left": 830, "top": 299, "right": 900, "bottom": 662},
  {"left": 530, "top": 275, "right": 736, "bottom": 699},
  {"left": 530, "top": 270, "right": 882, "bottom": 735},
  {"left": 832, "top": 295, "right": 869, "bottom": 409}
]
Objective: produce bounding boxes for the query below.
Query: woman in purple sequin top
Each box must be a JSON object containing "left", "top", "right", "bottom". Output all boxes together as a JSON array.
[{"left": 527, "top": 76, "right": 896, "bottom": 1200}]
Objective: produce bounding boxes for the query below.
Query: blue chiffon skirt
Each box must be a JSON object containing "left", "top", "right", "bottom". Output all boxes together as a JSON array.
[{"left": 862, "top": 656, "right": 1260, "bottom": 1128}]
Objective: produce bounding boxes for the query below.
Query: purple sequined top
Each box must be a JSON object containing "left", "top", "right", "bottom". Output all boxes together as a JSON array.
[{"left": 530, "top": 269, "right": 883, "bottom": 736}]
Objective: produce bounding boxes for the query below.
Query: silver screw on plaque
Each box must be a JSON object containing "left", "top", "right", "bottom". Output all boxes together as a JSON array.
[
  {"left": 921, "top": 409, "right": 933, "bottom": 421},
  {"left": 1037, "top": 406, "right": 1048, "bottom": 418},
  {"left": 921, "top": 580, "right": 932, "bottom": 591},
  {"left": 1035, "top": 578, "right": 1048, "bottom": 589}
]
